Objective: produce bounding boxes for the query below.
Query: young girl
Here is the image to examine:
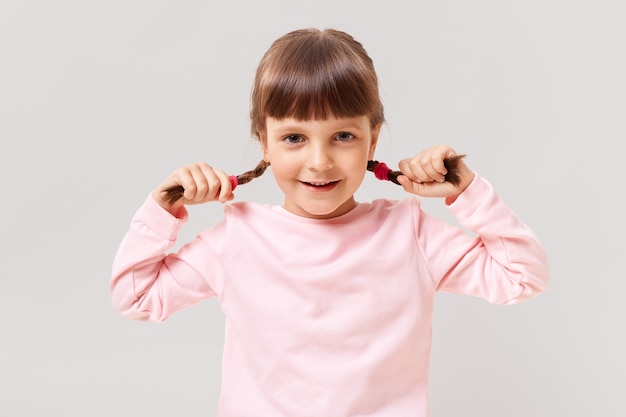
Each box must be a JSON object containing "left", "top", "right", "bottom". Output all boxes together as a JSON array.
[{"left": 111, "top": 28, "right": 549, "bottom": 417}]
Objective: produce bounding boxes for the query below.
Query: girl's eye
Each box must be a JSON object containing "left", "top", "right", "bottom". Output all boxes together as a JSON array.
[
  {"left": 335, "top": 132, "right": 355, "bottom": 142},
  {"left": 284, "top": 135, "right": 304, "bottom": 144}
]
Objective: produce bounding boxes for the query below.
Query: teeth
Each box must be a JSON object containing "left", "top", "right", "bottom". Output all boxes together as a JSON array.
[{"left": 309, "top": 181, "right": 331, "bottom": 186}]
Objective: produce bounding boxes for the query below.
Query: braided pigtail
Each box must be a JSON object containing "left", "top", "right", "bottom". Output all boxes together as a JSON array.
[
  {"left": 161, "top": 160, "right": 270, "bottom": 205},
  {"left": 236, "top": 160, "right": 271, "bottom": 185},
  {"left": 367, "top": 154, "right": 466, "bottom": 186}
]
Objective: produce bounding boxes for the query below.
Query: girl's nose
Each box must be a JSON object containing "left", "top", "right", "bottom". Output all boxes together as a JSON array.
[{"left": 305, "top": 144, "right": 333, "bottom": 171}]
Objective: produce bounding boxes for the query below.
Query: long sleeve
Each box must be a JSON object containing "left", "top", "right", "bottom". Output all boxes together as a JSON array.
[
  {"left": 110, "top": 195, "right": 218, "bottom": 322},
  {"left": 418, "top": 175, "right": 549, "bottom": 304}
]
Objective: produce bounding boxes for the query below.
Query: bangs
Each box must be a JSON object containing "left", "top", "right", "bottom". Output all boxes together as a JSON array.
[
  {"left": 251, "top": 29, "right": 384, "bottom": 135},
  {"left": 260, "top": 54, "right": 379, "bottom": 121}
]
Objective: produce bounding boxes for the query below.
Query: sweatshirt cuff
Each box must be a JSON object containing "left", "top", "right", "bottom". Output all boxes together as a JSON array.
[
  {"left": 131, "top": 194, "right": 189, "bottom": 240},
  {"left": 446, "top": 173, "right": 494, "bottom": 224}
]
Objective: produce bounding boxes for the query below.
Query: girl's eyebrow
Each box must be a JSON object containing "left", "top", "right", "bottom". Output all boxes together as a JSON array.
[
  {"left": 270, "top": 124, "right": 303, "bottom": 134},
  {"left": 270, "top": 120, "right": 367, "bottom": 133},
  {"left": 335, "top": 123, "right": 366, "bottom": 131}
]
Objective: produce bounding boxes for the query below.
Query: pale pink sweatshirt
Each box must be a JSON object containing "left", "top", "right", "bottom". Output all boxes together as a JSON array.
[{"left": 110, "top": 175, "right": 549, "bottom": 416}]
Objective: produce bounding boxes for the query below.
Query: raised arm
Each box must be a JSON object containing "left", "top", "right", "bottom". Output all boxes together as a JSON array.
[
  {"left": 401, "top": 145, "right": 549, "bottom": 304},
  {"left": 110, "top": 162, "right": 232, "bottom": 321}
]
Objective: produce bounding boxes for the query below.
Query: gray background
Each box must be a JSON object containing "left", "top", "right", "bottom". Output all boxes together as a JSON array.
[{"left": 1, "top": 0, "right": 624, "bottom": 416}]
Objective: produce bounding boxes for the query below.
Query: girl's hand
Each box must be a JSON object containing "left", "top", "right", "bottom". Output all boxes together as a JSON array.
[
  {"left": 397, "top": 145, "right": 475, "bottom": 203},
  {"left": 152, "top": 162, "right": 234, "bottom": 215}
]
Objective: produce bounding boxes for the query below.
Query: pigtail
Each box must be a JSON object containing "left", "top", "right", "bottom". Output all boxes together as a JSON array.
[
  {"left": 367, "top": 154, "right": 466, "bottom": 186},
  {"left": 161, "top": 160, "right": 270, "bottom": 204},
  {"left": 236, "top": 159, "right": 271, "bottom": 185}
]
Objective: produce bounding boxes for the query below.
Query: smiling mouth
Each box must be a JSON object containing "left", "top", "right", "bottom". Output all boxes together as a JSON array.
[{"left": 300, "top": 180, "right": 340, "bottom": 189}]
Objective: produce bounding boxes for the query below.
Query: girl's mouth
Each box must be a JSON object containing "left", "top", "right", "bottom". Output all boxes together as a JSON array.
[{"left": 300, "top": 180, "right": 340, "bottom": 191}]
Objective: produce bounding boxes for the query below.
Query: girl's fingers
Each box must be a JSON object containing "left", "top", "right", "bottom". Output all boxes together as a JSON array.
[
  {"left": 399, "top": 145, "right": 455, "bottom": 183},
  {"left": 166, "top": 163, "right": 232, "bottom": 204},
  {"left": 185, "top": 164, "right": 210, "bottom": 201},
  {"left": 177, "top": 169, "right": 198, "bottom": 201},
  {"left": 397, "top": 174, "right": 457, "bottom": 198},
  {"left": 424, "top": 154, "right": 448, "bottom": 182},
  {"left": 397, "top": 145, "right": 476, "bottom": 199},
  {"left": 398, "top": 159, "right": 423, "bottom": 183},
  {"left": 194, "top": 164, "right": 216, "bottom": 201},
  {"left": 200, "top": 164, "right": 233, "bottom": 202},
  {"left": 399, "top": 158, "right": 437, "bottom": 183}
]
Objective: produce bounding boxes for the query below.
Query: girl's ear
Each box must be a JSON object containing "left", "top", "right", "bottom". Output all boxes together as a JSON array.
[
  {"left": 368, "top": 124, "right": 381, "bottom": 160},
  {"left": 259, "top": 131, "right": 270, "bottom": 162}
]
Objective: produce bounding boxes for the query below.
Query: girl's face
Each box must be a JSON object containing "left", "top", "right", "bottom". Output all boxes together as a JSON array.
[{"left": 261, "top": 115, "right": 379, "bottom": 219}]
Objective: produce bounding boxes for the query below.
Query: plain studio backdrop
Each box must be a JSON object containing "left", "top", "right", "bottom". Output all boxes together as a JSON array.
[{"left": 1, "top": 1, "right": 624, "bottom": 416}]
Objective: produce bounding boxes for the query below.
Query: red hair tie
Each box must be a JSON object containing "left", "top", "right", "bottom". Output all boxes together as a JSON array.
[
  {"left": 373, "top": 161, "right": 392, "bottom": 181},
  {"left": 367, "top": 160, "right": 401, "bottom": 185}
]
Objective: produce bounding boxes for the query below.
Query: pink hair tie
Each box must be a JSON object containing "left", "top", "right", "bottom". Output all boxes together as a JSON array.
[{"left": 229, "top": 175, "right": 238, "bottom": 191}]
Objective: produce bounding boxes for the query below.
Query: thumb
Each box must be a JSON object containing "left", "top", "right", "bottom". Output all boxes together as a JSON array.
[
  {"left": 397, "top": 174, "right": 455, "bottom": 198},
  {"left": 397, "top": 175, "right": 424, "bottom": 195}
]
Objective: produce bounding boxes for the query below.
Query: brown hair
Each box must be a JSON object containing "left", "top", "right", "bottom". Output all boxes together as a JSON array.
[{"left": 250, "top": 28, "right": 385, "bottom": 138}]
